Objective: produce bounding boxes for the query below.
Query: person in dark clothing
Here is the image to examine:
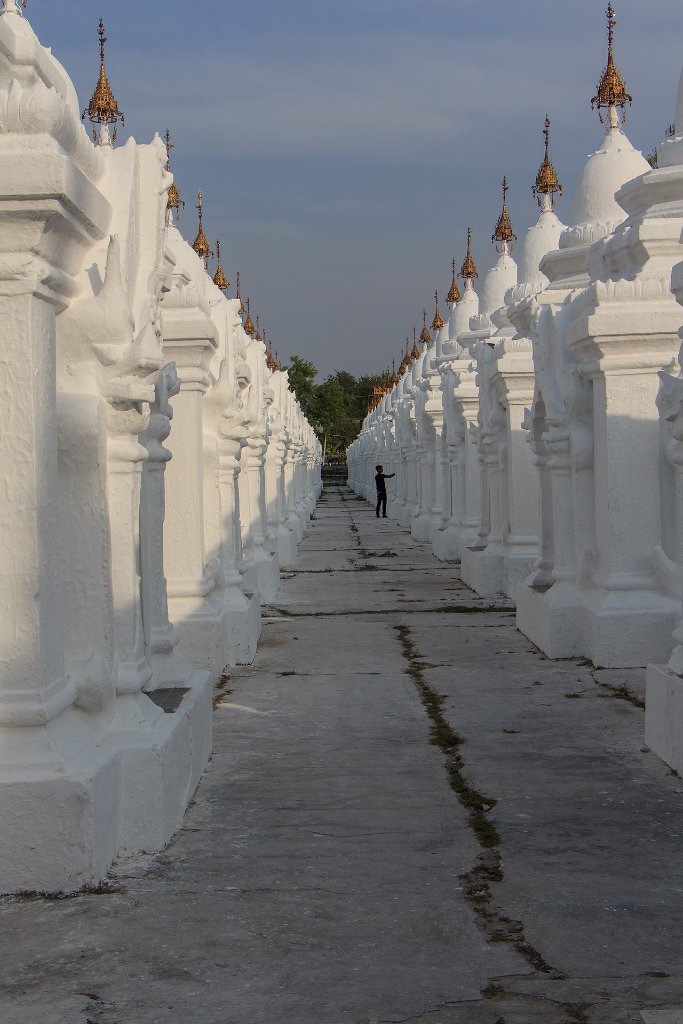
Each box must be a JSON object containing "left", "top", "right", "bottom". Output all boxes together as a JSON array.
[{"left": 375, "top": 465, "right": 395, "bottom": 518}]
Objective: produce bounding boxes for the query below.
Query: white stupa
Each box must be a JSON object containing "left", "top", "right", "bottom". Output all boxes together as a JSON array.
[{"left": 561, "top": 4, "right": 648, "bottom": 252}]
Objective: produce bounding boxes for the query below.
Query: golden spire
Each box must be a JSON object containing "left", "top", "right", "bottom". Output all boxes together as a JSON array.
[
  {"left": 399, "top": 339, "right": 409, "bottom": 374},
  {"left": 410, "top": 327, "right": 421, "bottom": 361},
  {"left": 591, "top": 4, "right": 632, "bottom": 123},
  {"left": 491, "top": 177, "right": 516, "bottom": 250},
  {"left": 459, "top": 228, "right": 478, "bottom": 281},
  {"left": 164, "top": 131, "right": 185, "bottom": 223},
  {"left": 447, "top": 258, "right": 461, "bottom": 304},
  {"left": 213, "top": 240, "right": 229, "bottom": 291},
  {"left": 192, "top": 190, "right": 213, "bottom": 266},
  {"left": 235, "top": 271, "right": 246, "bottom": 315},
  {"left": 532, "top": 116, "right": 563, "bottom": 207},
  {"left": 391, "top": 359, "right": 398, "bottom": 387},
  {"left": 265, "top": 333, "right": 276, "bottom": 371},
  {"left": 82, "top": 20, "right": 124, "bottom": 145},
  {"left": 419, "top": 309, "right": 431, "bottom": 347},
  {"left": 244, "top": 297, "right": 255, "bottom": 337},
  {"left": 255, "top": 314, "right": 263, "bottom": 342},
  {"left": 430, "top": 290, "right": 445, "bottom": 332}
]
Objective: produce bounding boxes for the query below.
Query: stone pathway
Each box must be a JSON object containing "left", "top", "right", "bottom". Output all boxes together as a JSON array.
[{"left": 2, "top": 484, "right": 683, "bottom": 1024}]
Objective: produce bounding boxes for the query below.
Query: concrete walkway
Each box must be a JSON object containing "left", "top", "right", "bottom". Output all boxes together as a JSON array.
[{"left": 2, "top": 484, "right": 683, "bottom": 1024}]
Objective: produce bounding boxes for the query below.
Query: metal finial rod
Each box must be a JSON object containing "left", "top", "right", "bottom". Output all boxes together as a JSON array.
[
  {"left": 98, "top": 19, "right": 107, "bottom": 64},
  {"left": 164, "top": 129, "right": 173, "bottom": 170},
  {"left": 543, "top": 114, "right": 550, "bottom": 157},
  {"left": 607, "top": 3, "right": 616, "bottom": 56}
]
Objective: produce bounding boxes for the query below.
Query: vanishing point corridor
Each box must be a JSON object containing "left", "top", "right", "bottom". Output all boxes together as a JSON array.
[{"left": 2, "top": 486, "right": 683, "bottom": 1024}]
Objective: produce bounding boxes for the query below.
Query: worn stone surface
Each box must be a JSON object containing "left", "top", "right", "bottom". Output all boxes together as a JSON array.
[{"left": 1, "top": 484, "right": 682, "bottom": 1023}]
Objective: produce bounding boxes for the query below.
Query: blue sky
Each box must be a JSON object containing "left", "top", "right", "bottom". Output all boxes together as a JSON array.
[{"left": 29, "top": 0, "right": 682, "bottom": 378}]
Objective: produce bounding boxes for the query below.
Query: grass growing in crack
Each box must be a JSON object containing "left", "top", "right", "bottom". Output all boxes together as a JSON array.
[
  {"left": 394, "top": 624, "right": 498, "bottom": 849},
  {"left": 394, "top": 621, "right": 558, "bottom": 978},
  {"left": 271, "top": 604, "right": 513, "bottom": 618},
  {"left": 596, "top": 680, "right": 645, "bottom": 710},
  {"left": 5, "top": 881, "right": 124, "bottom": 902},
  {"left": 213, "top": 674, "right": 233, "bottom": 709}
]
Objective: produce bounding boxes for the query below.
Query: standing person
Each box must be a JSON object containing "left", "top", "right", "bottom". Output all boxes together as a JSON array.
[{"left": 375, "top": 465, "right": 395, "bottom": 518}]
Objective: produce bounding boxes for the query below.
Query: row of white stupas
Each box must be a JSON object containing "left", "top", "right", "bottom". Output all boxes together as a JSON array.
[
  {"left": 348, "top": 7, "right": 683, "bottom": 776},
  {"left": 0, "top": 1, "right": 321, "bottom": 893}
]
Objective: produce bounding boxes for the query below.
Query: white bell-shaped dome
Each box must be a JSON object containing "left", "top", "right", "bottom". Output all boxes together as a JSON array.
[
  {"left": 450, "top": 280, "right": 479, "bottom": 341},
  {"left": 519, "top": 202, "right": 566, "bottom": 285},
  {"left": 572, "top": 123, "right": 648, "bottom": 229},
  {"left": 481, "top": 249, "right": 517, "bottom": 315}
]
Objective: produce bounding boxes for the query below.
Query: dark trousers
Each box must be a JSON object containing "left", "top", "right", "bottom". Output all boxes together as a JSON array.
[{"left": 376, "top": 492, "right": 387, "bottom": 517}]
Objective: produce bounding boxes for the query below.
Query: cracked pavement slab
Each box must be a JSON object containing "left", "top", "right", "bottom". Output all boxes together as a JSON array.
[{"left": 1, "top": 484, "right": 682, "bottom": 1024}]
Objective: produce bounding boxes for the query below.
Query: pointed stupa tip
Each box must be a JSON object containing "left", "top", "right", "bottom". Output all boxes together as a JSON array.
[
  {"left": 591, "top": 3, "right": 632, "bottom": 123},
  {"left": 410, "top": 326, "right": 421, "bottom": 361},
  {"left": 459, "top": 228, "right": 479, "bottom": 280},
  {"left": 492, "top": 177, "right": 517, "bottom": 249},
  {"left": 82, "top": 19, "right": 125, "bottom": 145},
  {"left": 244, "top": 297, "right": 255, "bottom": 337},
  {"left": 391, "top": 359, "right": 398, "bottom": 387},
  {"left": 265, "top": 334, "right": 276, "bottom": 371},
  {"left": 532, "top": 115, "right": 563, "bottom": 207},
  {"left": 255, "top": 314, "right": 263, "bottom": 342},
  {"left": 192, "top": 190, "right": 213, "bottom": 263},
  {"left": 419, "top": 309, "right": 431, "bottom": 347},
  {"left": 165, "top": 131, "right": 185, "bottom": 221},
  {"left": 213, "top": 240, "right": 229, "bottom": 291},
  {"left": 447, "top": 258, "right": 462, "bottom": 304},
  {"left": 399, "top": 339, "right": 410, "bottom": 374},
  {"left": 235, "top": 271, "right": 246, "bottom": 315},
  {"left": 2, "top": 1, "right": 28, "bottom": 15},
  {"left": 430, "top": 290, "right": 445, "bottom": 332}
]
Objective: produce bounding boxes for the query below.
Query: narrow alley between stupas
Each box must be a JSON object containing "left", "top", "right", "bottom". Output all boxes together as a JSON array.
[{"left": 2, "top": 484, "right": 683, "bottom": 1024}]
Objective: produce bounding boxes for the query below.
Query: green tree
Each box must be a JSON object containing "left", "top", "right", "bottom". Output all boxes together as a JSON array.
[
  {"left": 285, "top": 355, "right": 317, "bottom": 412},
  {"left": 282, "top": 357, "right": 385, "bottom": 459}
]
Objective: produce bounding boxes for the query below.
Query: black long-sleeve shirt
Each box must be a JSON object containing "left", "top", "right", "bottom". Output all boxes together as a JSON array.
[{"left": 375, "top": 472, "right": 394, "bottom": 494}]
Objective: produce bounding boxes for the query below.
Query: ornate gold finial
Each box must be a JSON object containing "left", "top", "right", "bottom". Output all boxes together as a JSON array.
[
  {"left": 492, "top": 177, "right": 516, "bottom": 250},
  {"left": 82, "top": 20, "right": 125, "bottom": 145},
  {"left": 591, "top": 4, "right": 632, "bottom": 124},
  {"left": 391, "top": 359, "right": 398, "bottom": 387},
  {"left": 430, "top": 290, "right": 445, "bottom": 332},
  {"left": 399, "top": 339, "right": 409, "bottom": 374},
  {"left": 410, "top": 327, "right": 421, "bottom": 361},
  {"left": 192, "top": 190, "right": 213, "bottom": 266},
  {"left": 165, "top": 130, "right": 185, "bottom": 223},
  {"left": 459, "top": 228, "right": 478, "bottom": 281},
  {"left": 532, "top": 116, "right": 563, "bottom": 207},
  {"left": 419, "top": 310, "right": 431, "bottom": 347},
  {"left": 235, "top": 271, "right": 246, "bottom": 315},
  {"left": 447, "top": 258, "right": 461, "bottom": 304},
  {"left": 255, "top": 313, "right": 263, "bottom": 342},
  {"left": 244, "top": 297, "right": 255, "bottom": 337},
  {"left": 265, "top": 334, "right": 276, "bottom": 371},
  {"left": 213, "top": 239, "right": 229, "bottom": 291}
]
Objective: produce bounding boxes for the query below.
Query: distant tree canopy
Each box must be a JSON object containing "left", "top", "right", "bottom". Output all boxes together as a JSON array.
[{"left": 283, "top": 356, "right": 385, "bottom": 460}]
